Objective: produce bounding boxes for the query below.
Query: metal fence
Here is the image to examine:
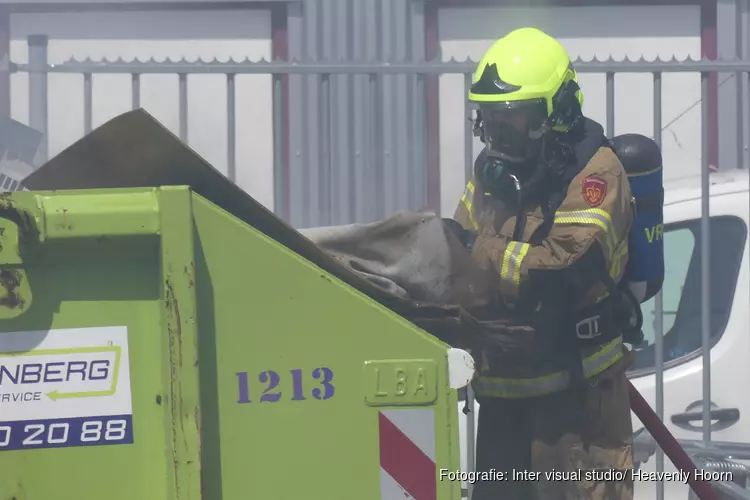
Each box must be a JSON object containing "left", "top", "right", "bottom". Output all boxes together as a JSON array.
[
  {"left": 5, "top": 20, "right": 750, "bottom": 499},
  {"left": 11, "top": 35, "right": 750, "bottom": 224}
]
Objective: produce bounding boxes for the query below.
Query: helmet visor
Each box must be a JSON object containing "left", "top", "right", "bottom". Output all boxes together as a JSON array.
[{"left": 478, "top": 99, "right": 548, "bottom": 163}]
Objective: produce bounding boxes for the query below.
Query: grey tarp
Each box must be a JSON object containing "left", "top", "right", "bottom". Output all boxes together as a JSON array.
[
  {"left": 300, "top": 212, "right": 492, "bottom": 305},
  {"left": 21, "top": 109, "right": 511, "bottom": 349}
]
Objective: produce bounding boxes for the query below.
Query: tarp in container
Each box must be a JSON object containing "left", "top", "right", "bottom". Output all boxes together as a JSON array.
[{"left": 21, "top": 109, "right": 503, "bottom": 348}]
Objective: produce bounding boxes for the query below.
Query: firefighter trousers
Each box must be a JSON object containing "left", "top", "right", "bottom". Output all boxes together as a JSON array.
[{"left": 471, "top": 361, "right": 634, "bottom": 500}]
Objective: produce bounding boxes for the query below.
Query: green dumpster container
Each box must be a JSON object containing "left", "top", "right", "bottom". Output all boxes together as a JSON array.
[{"left": 0, "top": 110, "right": 475, "bottom": 500}]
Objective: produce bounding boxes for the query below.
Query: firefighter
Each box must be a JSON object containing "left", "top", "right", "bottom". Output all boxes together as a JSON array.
[{"left": 453, "top": 28, "right": 635, "bottom": 500}]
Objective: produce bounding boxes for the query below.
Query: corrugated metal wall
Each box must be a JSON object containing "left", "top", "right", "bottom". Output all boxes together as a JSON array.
[
  {"left": 6, "top": 0, "right": 748, "bottom": 229},
  {"left": 286, "top": 0, "right": 428, "bottom": 228}
]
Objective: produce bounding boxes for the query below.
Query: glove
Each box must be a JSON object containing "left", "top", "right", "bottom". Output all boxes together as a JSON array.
[{"left": 442, "top": 218, "right": 477, "bottom": 251}]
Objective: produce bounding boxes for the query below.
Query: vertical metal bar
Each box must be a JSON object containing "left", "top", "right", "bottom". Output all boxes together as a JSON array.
[
  {"left": 131, "top": 74, "right": 141, "bottom": 110},
  {"left": 736, "top": 0, "right": 745, "bottom": 169},
  {"left": 227, "top": 73, "right": 237, "bottom": 183},
  {"left": 353, "top": 65, "right": 366, "bottom": 220},
  {"left": 346, "top": 71, "right": 357, "bottom": 222},
  {"left": 463, "top": 69, "right": 477, "bottom": 498},
  {"left": 178, "top": 73, "right": 188, "bottom": 142},
  {"left": 409, "top": 0, "right": 427, "bottom": 212},
  {"left": 301, "top": 70, "right": 312, "bottom": 228},
  {"left": 370, "top": 72, "right": 385, "bottom": 221},
  {"left": 319, "top": 73, "right": 331, "bottom": 226},
  {"left": 83, "top": 73, "right": 92, "bottom": 135},
  {"left": 375, "top": 71, "right": 385, "bottom": 220},
  {"left": 0, "top": 12, "right": 10, "bottom": 119},
  {"left": 350, "top": 1, "right": 365, "bottom": 222},
  {"left": 464, "top": 72, "right": 474, "bottom": 184},
  {"left": 405, "top": 69, "right": 417, "bottom": 211},
  {"left": 404, "top": 0, "right": 416, "bottom": 212},
  {"left": 390, "top": 0, "right": 408, "bottom": 213},
  {"left": 364, "top": 73, "right": 376, "bottom": 222},
  {"left": 345, "top": 0, "right": 357, "bottom": 223},
  {"left": 745, "top": 0, "right": 750, "bottom": 169},
  {"left": 414, "top": 73, "right": 427, "bottom": 209},
  {"left": 324, "top": 0, "right": 342, "bottom": 225},
  {"left": 28, "top": 34, "right": 48, "bottom": 163},
  {"left": 738, "top": 71, "right": 745, "bottom": 169},
  {"left": 335, "top": 0, "right": 353, "bottom": 225},
  {"left": 286, "top": 0, "right": 304, "bottom": 227},
  {"left": 380, "top": 0, "right": 395, "bottom": 216},
  {"left": 652, "top": 71, "right": 665, "bottom": 500},
  {"left": 300, "top": 1, "right": 320, "bottom": 228},
  {"left": 273, "top": 75, "right": 285, "bottom": 215},
  {"left": 466, "top": 385, "right": 476, "bottom": 500},
  {"left": 605, "top": 72, "right": 615, "bottom": 138},
  {"left": 700, "top": 71, "right": 712, "bottom": 445}
]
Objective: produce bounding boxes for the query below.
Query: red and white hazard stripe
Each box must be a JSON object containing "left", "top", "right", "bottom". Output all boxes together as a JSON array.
[{"left": 378, "top": 409, "right": 437, "bottom": 500}]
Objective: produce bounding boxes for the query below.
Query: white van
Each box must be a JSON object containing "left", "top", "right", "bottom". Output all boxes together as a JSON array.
[{"left": 458, "top": 169, "right": 750, "bottom": 500}]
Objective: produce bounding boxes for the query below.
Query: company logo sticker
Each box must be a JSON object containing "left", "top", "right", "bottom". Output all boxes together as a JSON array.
[{"left": 0, "top": 326, "right": 133, "bottom": 451}]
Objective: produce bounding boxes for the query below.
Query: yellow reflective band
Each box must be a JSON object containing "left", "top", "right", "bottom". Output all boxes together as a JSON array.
[
  {"left": 582, "top": 335, "right": 624, "bottom": 378},
  {"left": 554, "top": 208, "right": 617, "bottom": 258},
  {"left": 609, "top": 239, "right": 629, "bottom": 279},
  {"left": 474, "top": 371, "right": 569, "bottom": 398},
  {"left": 460, "top": 182, "right": 479, "bottom": 230},
  {"left": 473, "top": 336, "right": 624, "bottom": 399},
  {"left": 596, "top": 241, "right": 629, "bottom": 303},
  {"left": 460, "top": 194, "right": 479, "bottom": 230},
  {"left": 500, "top": 241, "right": 530, "bottom": 291}
]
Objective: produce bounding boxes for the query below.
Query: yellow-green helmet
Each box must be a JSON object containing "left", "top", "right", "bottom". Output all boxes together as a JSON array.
[
  {"left": 469, "top": 28, "right": 584, "bottom": 180},
  {"left": 469, "top": 27, "right": 583, "bottom": 116}
]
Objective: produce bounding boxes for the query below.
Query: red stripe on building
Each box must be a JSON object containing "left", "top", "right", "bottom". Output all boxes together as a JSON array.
[{"left": 378, "top": 411, "right": 437, "bottom": 500}]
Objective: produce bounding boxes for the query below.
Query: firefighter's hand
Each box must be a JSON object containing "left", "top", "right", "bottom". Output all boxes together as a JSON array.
[
  {"left": 442, "top": 218, "right": 477, "bottom": 250},
  {"left": 464, "top": 231, "right": 477, "bottom": 250}
]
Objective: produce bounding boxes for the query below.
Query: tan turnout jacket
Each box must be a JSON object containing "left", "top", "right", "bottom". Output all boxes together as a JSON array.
[{"left": 455, "top": 146, "right": 634, "bottom": 398}]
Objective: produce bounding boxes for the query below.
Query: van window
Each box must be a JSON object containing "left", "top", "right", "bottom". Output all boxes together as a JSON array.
[{"left": 628, "top": 215, "right": 747, "bottom": 376}]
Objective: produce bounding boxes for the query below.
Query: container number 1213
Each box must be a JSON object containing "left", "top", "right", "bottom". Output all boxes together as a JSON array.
[{"left": 235, "top": 367, "right": 335, "bottom": 404}]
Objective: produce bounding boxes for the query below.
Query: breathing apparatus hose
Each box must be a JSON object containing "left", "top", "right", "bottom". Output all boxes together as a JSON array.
[{"left": 509, "top": 174, "right": 526, "bottom": 240}]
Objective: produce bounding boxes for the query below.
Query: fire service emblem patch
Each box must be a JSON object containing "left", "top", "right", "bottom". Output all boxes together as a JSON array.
[{"left": 582, "top": 176, "right": 607, "bottom": 207}]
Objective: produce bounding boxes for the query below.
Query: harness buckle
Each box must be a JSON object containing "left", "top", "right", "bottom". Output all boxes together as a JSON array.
[{"left": 576, "top": 315, "right": 602, "bottom": 340}]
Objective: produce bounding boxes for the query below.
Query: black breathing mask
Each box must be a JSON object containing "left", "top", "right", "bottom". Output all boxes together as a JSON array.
[
  {"left": 473, "top": 152, "right": 525, "bottom": 204},
  {"left": 472, "top": 101, "right": 548, "bottom": 197},
  {"left": 471, "top": 79, "right": 585, "bottom": 200}
]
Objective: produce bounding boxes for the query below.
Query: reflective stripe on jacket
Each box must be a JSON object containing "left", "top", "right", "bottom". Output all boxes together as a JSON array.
[
  {"left": 473, "top": 336, "right": 624, "bottom": 398},
  {"left": 454, "top": 146, "right": 634, "bottom": 398}
]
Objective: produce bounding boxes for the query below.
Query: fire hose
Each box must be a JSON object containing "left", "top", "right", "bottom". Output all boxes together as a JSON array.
[{"left": 628, "top": 380, "right": 719, "bottom": 500}]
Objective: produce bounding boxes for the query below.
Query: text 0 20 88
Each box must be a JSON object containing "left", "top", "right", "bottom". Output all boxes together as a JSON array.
[{"left": 0, "top": 415, "right": 134, "bottom": 451}]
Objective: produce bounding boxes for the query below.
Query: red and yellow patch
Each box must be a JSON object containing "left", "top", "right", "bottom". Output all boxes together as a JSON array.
[{"left": 582, "top": 176, "right": 607, "bottom": 207}]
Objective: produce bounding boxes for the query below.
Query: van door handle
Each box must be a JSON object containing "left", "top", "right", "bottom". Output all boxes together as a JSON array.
[{"left": 671, "top": 408, "right": 740, "bottom": 429}]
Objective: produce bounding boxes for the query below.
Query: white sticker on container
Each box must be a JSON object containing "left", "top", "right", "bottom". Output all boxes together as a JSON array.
[{"left": 0, "top": 326, "right": 133, "bottom": 451}]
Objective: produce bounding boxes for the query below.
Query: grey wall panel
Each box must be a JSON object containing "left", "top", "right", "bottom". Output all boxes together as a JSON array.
[
  {"left": 287, "top": 0, "right": 428, "bottom": 228},
  {"left": 717, "top": 0, "right": 746, "bottom": 169}
]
